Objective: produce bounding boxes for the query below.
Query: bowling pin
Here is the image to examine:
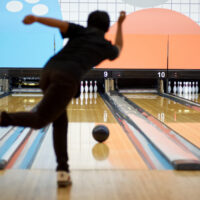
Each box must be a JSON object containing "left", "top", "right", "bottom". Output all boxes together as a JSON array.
[
  {"left": 173, "top": 81, "right": 177, "bottom": 94},
  {"left": 177, "top": 82, "right": 180, "bottom": 93},
  {"left": 85, "top": 81, "right": 88, "bottom": 93},
  {"left": 192, "top": 82, "right": 195, "bottom": 93},
  {"left": 188, "top": 82, "right": 192, "bottom": 94},
  {"left": 168, "top": 81, "right": 171, "bottom": 93},
  {"left": 94, "top": 80, "right": 98, "bottom": 93},
  {"left": 89, "top": 81, "right": 93, "bottom": 93},
  {"left": 185, "top": 82, "right": 188, "bottom": 94},
  {"left": 80, "top": 81, "right": 84, "bottom": 93},
  {"left": 196, "top": 81, "right": 199, "bottom": 93},
  {"left": 183, "top": 82, "right": 185, "bottom": 94},
  {"left": 179, "top": 82, "right": 183, "bottom": 94}
]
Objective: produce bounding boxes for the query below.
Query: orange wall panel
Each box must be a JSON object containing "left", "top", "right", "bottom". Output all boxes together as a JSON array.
[
  {"left": 169, "top": 35, "right": 200, "bottom": 69},
  {"left": 96, "top": 34, "right": 168, "bottom": 69},
  {"left": 96, "top": 8, "right": 200, "bottom": 70}
]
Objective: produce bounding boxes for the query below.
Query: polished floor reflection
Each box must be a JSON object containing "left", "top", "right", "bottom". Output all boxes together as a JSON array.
[
  {"left": 0, "top": 93, "right": 147, "bottom": 171},
  {"left": 124, "top": 93, "right": 200, "bottom": 148}
]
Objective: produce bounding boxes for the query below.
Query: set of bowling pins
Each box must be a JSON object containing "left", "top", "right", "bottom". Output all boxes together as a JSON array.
[
  {"left": 168, "top": 81, "right": 199, "bottom": 94},
  {"left": 80, "top": 80, "right": 98, "bottom": 93},
  {"left": 72, "top": 80, "right": 98, "bottom": 105},
  {"left": 168, "top": 81, "right": 199, "bottom": 102}
]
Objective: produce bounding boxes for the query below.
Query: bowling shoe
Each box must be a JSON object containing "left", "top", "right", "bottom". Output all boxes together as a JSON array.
[{"left": 57, "top": 171, "right": 72, "bottom": 187}]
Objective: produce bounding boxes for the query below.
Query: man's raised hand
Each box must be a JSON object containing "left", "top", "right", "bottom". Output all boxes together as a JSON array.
[
  {"left": 118, "top": 11, "right": 126, "bottom": 25},
  {"left": 23, "top": 15, "right": 37, "bottom": 25}
]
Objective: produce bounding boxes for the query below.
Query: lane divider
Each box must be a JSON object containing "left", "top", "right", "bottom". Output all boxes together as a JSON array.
[
  {"left": 122, "top": 93, "right": 200, "bottom": 158},
  {"left": 120, "top": 118, "right": 157, "bottom": 169},
  {"left": 0, "top": 127, "right": 25, "bottom": 169},
  {"left": 19, "top": 126, "right": 49, "bottom": 169},
  {"left": 104, "top": 92, "right": 200, "bottom": 170},
  {"left": 2, "top": 128, "right": 31, "bottom": 162},
  {"left": 5, "top": 131, "right": 32, "bottom": 169},
  {"left": 0, "top": 127, "right": 24, "bottom": 158},
  {"left": 0, "top": 127, "right": 13, "bottom": 141},
  {"left": 102, "top": 93, "right": 173, "bottom": 169}
]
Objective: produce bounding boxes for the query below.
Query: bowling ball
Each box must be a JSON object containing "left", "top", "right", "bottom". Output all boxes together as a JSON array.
[{"left": 92, "top": 125, "right": 109, "bottom": 143}]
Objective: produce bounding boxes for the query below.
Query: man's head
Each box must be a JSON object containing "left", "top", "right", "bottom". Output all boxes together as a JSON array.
[{"left": 87, "top": 10, "right": 110, "bottom": 33}]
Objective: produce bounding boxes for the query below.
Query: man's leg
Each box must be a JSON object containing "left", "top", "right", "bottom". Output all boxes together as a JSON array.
[
  {"left": 53, "top": 110, "right": 69, "bottom": 172},
  {"left": 53, "top": 110, "right": 71, "bottom": 187},
  {"left": 0, "top": 82, "right": 73, "bottom": 129}
]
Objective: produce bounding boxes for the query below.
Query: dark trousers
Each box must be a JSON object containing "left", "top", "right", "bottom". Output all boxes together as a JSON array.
[{"left": 1, "top": 68, "right": 79, "bottom": 172}]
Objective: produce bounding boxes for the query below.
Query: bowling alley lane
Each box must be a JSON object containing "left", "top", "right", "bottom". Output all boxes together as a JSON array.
[
  {"left": 0, "top": 93, "right": 42, "bottom": 112},
  {"left": 32, "top": 93, "right": 148, "bottom": 171},
  {"left": 0, "top": 93, "right": 147, "bottom": 171},
  {"left": 123, "top": 93, "right": 200, "bottom": 148}
]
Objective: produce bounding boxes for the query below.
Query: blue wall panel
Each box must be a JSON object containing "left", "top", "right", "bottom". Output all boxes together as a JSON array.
[{"left": 0, "top": 0, "right": 63, "bottom": 68}]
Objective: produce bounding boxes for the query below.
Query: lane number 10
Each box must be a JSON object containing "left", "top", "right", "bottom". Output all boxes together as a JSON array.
[{"left": 157, "top": 72, "right": 165, "bottom": 78}]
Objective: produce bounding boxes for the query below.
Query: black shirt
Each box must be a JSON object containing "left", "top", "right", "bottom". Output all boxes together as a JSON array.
[{"left": 44, "top": 23, "right": 119, "bottom": 81}]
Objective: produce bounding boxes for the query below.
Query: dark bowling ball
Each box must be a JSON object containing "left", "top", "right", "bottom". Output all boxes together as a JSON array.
[{"left": 92, "top": 125, "right": 109, "bottom": 143}]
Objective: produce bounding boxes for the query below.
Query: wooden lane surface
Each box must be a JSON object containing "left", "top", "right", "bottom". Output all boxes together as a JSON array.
[
  {"left": 1, "top": 169, "right": 200, "bottom": 200},
  {"left": 32, "top": 93, "right": 148, "bottom": 170},
  {"left": 0, "top": 94, "right": 41, "bottom": 112},
  {"left": 68, "top": 93, "right": 148, "bottom": 169},
  {"left": 0, "top": 94, "right": 42, "bottom": 147},
  {"left": 1, "top": 94, "right": 200, "bottom": 200},
  {"left": 123, "top": 93, "right": 200, "bottom": 148},
  {"left": 0, "top": 93, "right": 147, "bottom": 170},
  {"left": 0, "top": 94, "right": 42, "bottom": 168}
]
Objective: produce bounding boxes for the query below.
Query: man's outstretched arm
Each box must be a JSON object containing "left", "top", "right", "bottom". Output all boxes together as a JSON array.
[
  {"left": 23, "top": 15, "right": 69, "bottom": 33},
  {"left": 115, "top": 11, "right": 126, "bottom": 53}
]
